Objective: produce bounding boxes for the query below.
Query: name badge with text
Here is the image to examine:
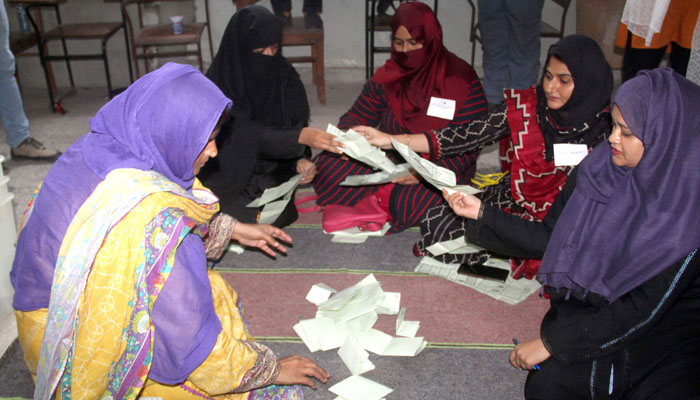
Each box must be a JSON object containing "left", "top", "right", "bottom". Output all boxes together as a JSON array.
[
  {"left": 426, "top": 97, "right": 456, "bottom": 120},
  {"left": 553, "top": 143, "right": 588, "bottom": 166}
]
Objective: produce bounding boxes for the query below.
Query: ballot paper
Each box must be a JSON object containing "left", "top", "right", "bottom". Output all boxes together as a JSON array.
[
  {"left": 246, "top": 175, "right": 301, "bottom": 208},
  {"left": 395, "top": 307, "right": 420, "bottom": 338},
  {"left": 246, "top": 174, "right": 301, "bottom": 224},
  {"left": 329, "top": 375, "right": 393, "bottom": 400},
  {"left": 327, "top": 124, "right": 398, "bottom": 173},
  {"left": 391, "top": 138, "right": 481, "bottom": 195},
  {"left": 227, "top": 243, "right": 245, "bottom": 254},
  {"left": 328, "top": 222, "right": 392, "bottom": 244},
  {"left": 294, "top": 274, "right": 428, "bottom": 398},
  {"left": 376, "top": 292, "right": 400, "bottom": 315},
  {"left": 553, "top": 143, "right": 588, "bottom": 167},
  {"left": 338, "top": 336, "right": 375, "bottom": 375},
  {"left": 340, "top": 163, "right": 412, "bottom": 186},
  {"left": 414, "top": 256, "right": 541, "bottom": 305},
  {"left": 380, "top": 337, "right": 427, "bottom": 356},
  {"left": 306, "top": 283, "right": 337, "bottom": 306},
  {"left": 425, "top": 235, "right": 485, "bottom": 256}
]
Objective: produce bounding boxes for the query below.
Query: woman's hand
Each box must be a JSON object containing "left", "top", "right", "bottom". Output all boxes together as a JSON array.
[
  {"left": 231, "top": 222, "right": 292, "bottom": 257},
  {"left": 442, "top": 189, "right": 482, "bottom": 220},
  {"left": 392, "top": 171, "right": 420, "bottom": 185},
  {"left": 297, "top": 158, "right": 317, "bottom": 184},
  {"left": 298, "top": 127, "right": 344, "bottom": 154},
  {"left": 353, "top": 126, "right": 393, "bottom": 149},
  {"left": 273, "top": 355, "right": 330, "bottom": 389},
  {"left": 509, "top": 338, "right": 550, "bottom": 370}
]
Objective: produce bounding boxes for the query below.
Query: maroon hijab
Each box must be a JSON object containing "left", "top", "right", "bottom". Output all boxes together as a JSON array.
[{"left": 372, "top": 2, "right": 478, "bottom": 133}]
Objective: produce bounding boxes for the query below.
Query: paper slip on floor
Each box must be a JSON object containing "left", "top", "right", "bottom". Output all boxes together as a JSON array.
[
  {"left": 425, "top": 235, "right": 485, "bottom": 256},
  {"left": 329, "top": 375, "right": 392, "bottom": 400},
  {"left": 326, "top": 222, "right": 392, "bottom": 244},
  {"left": 414, "top": 256, "right": 541, "bottom": 305},
  {"left": 391, "top": 138, "right": 481, "bottom": 196},
  {"left": 294, "top": 274, "right": 426, "bottom": 398},
  {"left": 327, "top": 124, "right": 398, "bottom": 173}
]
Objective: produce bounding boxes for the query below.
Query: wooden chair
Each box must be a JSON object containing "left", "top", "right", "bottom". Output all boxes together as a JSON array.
[
  {"left": 121, "top": 0, "right": 213, "bottom": 77},
  {"left": 11, "top": 0, "right": 133, "bottom": 112},
  {"left": 233, "top": 0, "right": 325, "bottom": 104},
  {"left": 467, "top": 0, "right": 572, "bottom": 65},
  {"left": 365, "top": 0, "right": 438, "bottom": 79}
]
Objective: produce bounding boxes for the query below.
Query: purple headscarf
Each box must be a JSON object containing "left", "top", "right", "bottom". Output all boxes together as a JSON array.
[
  {"left": 538, "top": 68, "right": 700, "bottom": 302},
  {"left": 12, "top": 63, "right": 231, "bottom": 382}
]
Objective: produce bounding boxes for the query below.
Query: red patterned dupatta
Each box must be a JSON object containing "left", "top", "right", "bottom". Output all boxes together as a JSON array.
[{"left": 498, "top": 87, "right": 573, "bottom": 279}]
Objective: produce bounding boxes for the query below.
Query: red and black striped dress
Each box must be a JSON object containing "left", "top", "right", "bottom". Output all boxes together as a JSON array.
[{"left": 313, "top": 78, "right": 487, "bottom": 233}]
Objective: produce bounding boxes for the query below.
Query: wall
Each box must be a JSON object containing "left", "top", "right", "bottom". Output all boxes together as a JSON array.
[{"left": 10, "top": 0, "right": 577, "bottom": 89}]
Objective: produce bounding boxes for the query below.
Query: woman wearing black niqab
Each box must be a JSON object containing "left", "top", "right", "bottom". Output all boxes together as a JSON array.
[{"left": 200, "top": 5, "right": 337, "bottom": 227}]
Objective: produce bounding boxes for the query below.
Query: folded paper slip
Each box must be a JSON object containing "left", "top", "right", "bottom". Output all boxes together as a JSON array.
[
  {"left": 391, "top": 137, "right": 481, "bottom": 195},
  {"left": 329, "top": 375, "right": 393, "bottom": 400}
]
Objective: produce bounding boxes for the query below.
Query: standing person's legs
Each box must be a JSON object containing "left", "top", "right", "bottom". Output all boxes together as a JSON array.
[
  {"left": 622, "top": 33, "right": 667, "bottom": 82},
  {"left": 506, "top": 0, "right": 543, "bottom": 91},
  {"left": 478, "top": 0, "right": 509, "bottom": 106},
  {"left": 669, "top": 41, "right": 691, "bottom": 76},
  {"left": 0, "top": 3, "right": 30, "bottom": 149},
  {"left": 303, "top": 0, "right": 322, "bottom": 14}
]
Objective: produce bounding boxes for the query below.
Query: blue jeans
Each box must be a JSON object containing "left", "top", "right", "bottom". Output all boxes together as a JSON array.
[
  {"left": 478, "top": 0, "right": 544, "bottom": 104},
  {"left": 0, "top": 2, "right": 30, "bottom": 149}
]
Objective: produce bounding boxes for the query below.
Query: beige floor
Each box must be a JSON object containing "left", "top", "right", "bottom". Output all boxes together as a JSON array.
[{"left": 0, "top": 66, "right": 500, "bottom": 357}]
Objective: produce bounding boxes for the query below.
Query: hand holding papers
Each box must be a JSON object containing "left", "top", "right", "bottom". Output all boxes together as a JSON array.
[
  {"left": 391, "top": 137, "right": 481, "bottom": 196},
  {"left": 327, "top": 124, "right": 398, "bottom": 173}
]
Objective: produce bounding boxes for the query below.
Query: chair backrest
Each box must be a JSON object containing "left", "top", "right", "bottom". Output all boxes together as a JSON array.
[{"left": 550, "top": 0, "right": 571, "bottom": 35}]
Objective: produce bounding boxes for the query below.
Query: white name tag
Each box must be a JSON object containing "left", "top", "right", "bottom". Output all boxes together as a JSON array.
[
  {"left": 426, "top": 97, "right": 456, "bottom": 120},
  {"left": 553, "top": 143, "right": 588, "bottom": 166}
]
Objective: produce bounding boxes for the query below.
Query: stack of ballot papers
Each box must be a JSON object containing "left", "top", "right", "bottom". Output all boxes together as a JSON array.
[
  {"left": 327, "top": 124, "right": 399, "bottom": 173},
  {"left": 414, "top": 256, "right": 541, "bottom": 305},
  {"left": 391, "top": 137, "right": 481, "bottom": 196},
  {"left": 246, "top": 174, "right": 301, "bottom": 224},
  {"left": 294, "top": 274, "right": 426, "bottom": 399}
]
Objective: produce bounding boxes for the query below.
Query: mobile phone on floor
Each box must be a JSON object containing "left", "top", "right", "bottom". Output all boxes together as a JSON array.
[{"left": 457, "top": 263, "right": 509, "bottom": 282}]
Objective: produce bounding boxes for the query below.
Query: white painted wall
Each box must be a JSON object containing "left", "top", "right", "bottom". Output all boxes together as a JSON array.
[{"left": 10, "top": 0, "right": 576, "bottom": 89}]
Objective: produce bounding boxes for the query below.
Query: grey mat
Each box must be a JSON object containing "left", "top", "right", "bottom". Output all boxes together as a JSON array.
[
  {"left": 264, "top": 341, "right": 526, "bottom": 399},
  {"left": 0, "top": 338, "right": 528, "bottom": 399},
  {"left": 214, "top": 227, "right": 422, "bottom": 272}
]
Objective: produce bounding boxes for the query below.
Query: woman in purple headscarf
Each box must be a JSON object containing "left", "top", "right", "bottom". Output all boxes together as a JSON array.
[
  {"left": 509, "top": 68, "right": 700, "bottom": 398},
  {"left": 10, "top": 63, "right": 328, "bottom": 399}
]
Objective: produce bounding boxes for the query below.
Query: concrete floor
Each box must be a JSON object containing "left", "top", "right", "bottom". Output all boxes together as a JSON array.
[{"left": 0, "top": 66, "right": 500, "bottom": 357}]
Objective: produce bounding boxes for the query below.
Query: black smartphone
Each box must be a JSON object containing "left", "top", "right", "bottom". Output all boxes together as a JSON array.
[{"left": 457, "top": 263, "right": 509, "bottom": 282}]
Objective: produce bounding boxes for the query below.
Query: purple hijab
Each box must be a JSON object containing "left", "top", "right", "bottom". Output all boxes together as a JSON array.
[
  {"left": 538, "top": 68, "right": 700, "bottom": 302},
  {"left": 11, "top": 63, "right": 232, "bottom": 383}
]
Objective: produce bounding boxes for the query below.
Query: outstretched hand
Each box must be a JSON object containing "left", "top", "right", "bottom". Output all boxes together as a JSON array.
[
  {"left": 442, "top": 189, "right": 482, "bottom": 220},
  {"left": 299, "top": 127, "right": 344, "bottom": 154},
  {"left": 509, "top": 338, "right": 550, "bottom": 370},
  {"left": 274, "top": 355, "right": 330, "bottom": 389},
  {"left": 231, "top": 222, "right": 292, "bottom": 257},
  {"left": 353, "top": 125, "right": 393, "bottom": 149}
]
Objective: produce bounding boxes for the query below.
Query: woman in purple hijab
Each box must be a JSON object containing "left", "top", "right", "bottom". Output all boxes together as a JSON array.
[
  {"left": 10, "top": 63, "right": 328, "bottom": 399},
  {"left": 509, "top": 68, "right": 700, "bottom": 398}
]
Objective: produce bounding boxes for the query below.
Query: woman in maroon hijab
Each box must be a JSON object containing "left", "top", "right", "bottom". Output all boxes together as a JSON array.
[{"left": 312, "top": 1, "right": 486, "bottom": 233}]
